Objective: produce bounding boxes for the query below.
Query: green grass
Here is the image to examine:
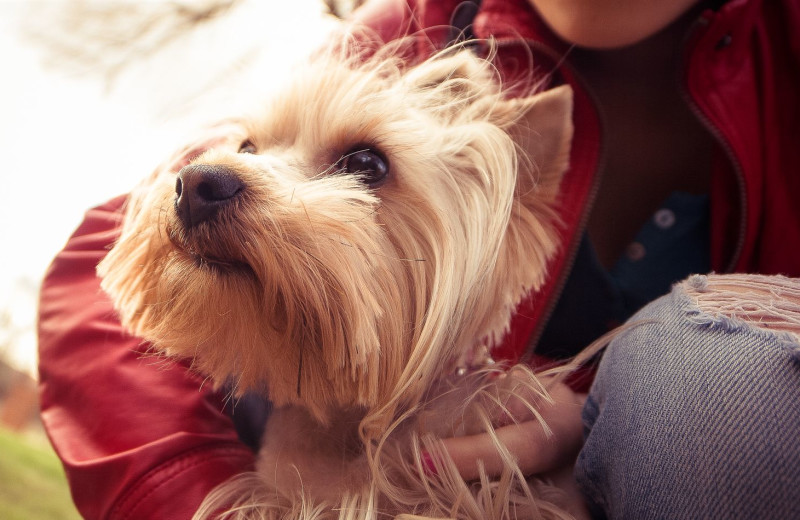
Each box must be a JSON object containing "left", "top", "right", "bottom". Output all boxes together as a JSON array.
[{"left": 0, "top": 427, "right": 81, "bottom": 520}]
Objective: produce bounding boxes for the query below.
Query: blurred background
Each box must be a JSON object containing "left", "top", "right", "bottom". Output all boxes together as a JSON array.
[{"left": 0, "top": 1, "right": 357, "bottom": 517}]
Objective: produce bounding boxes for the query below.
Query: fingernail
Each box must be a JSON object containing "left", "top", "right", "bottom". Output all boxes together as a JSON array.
[{"left": 420, "top": 451, "right": 438, "bottom": 477}]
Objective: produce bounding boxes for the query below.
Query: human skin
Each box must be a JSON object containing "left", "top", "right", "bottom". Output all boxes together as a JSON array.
[{"left": 527, "top": 0, "right": 703, "bottom": 49}]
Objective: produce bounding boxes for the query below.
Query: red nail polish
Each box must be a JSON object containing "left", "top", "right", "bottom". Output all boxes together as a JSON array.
[{"left": 421, "top": 451, "right": 438, "bottom": 477}]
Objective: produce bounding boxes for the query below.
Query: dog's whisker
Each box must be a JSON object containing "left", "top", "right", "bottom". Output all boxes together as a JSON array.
[
  {"left": 336, "top": 206, "right": 380, "bottom": 224},
  {"left": 296, "top": 337, "right": 303, "bottom": 399},
  {"left": 312, "top": 163, "right": 338, "bottom": 180},
  {"left": 331, "top": 238, "right": 425, "bottom": 263},
  {"left": 298, "top": 200, "right": 319, "bottom": 238},
  {"left": 221, "top": 386, "right": 240, "bottom": 412},
  {"left": 199, "top": 373, "right": 213, "bottom": 392}
]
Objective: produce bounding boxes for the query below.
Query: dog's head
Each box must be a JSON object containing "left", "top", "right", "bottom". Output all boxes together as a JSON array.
[{"left": 98, "top": 43, "right": 572, "bottom": 424}]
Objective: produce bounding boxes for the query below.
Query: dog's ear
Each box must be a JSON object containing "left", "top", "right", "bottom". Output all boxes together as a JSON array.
[
  {"left": 487, "top": 85, "right": 574, "bottom": 319},
  {"left": 503, "top": 85, "right": 573, "bottom": 197}
]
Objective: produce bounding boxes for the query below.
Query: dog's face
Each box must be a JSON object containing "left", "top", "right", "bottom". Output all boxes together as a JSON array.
[{"left": 98, "top": 45, "right": 573, "bottom": 424}]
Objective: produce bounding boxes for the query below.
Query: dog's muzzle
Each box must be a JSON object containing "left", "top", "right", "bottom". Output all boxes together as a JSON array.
[{"left": 175, "top": 164, "right": 245, "bottom": 228}]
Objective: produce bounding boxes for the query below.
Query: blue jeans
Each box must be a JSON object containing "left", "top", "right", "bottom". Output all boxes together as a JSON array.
[{"left": 575, "top": 274, "right": 800, "bottom": 519}]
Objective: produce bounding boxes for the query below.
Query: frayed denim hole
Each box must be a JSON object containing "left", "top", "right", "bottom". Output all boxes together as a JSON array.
[{"left": 676, "top": 277, "right": 800, "bottom": 363}]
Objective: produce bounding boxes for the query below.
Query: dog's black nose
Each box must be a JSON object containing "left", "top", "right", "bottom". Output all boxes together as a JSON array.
[{"left": 175, "top": 164, "right": 245, "bottom": 227}]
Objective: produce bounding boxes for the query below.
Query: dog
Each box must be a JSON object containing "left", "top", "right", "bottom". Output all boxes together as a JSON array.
[{"left": 98, "top": 37, "right": 580, "bottom": 519}]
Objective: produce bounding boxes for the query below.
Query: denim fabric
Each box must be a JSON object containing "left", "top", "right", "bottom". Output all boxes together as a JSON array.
[{"left": 575, "top": 281, "right": 800, "bottom": 519}]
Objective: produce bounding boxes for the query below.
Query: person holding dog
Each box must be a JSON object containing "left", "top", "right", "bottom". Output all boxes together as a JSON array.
[{"left": 38, "top": 0, "right": 800, "bottom": 518}]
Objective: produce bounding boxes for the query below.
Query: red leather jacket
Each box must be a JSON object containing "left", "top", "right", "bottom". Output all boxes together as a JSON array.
[{"left": 38, "top": 0, "right": 800, "bottom": 518}]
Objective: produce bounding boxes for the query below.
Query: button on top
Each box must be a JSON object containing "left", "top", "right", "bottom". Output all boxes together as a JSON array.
[
  {"left": 654, "top": 209, "right": 676, "bottom": 229},
  {"left": 626, "top": 242, "right": 646, "bottom": 262}
]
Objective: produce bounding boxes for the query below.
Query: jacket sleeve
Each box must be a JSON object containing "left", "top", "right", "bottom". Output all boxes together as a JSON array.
[{"left": 37, "top": 194, "right": 255, "bottom": 520}]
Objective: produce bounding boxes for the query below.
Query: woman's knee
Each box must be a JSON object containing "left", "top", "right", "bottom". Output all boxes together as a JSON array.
[{"left": 576, "top": 274, "right": 800, "bottom": 519}]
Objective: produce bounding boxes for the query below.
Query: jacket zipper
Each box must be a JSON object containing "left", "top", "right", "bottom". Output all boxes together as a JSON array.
[{"left": 680, "top": 14, "right": 748, "bottom": 273}]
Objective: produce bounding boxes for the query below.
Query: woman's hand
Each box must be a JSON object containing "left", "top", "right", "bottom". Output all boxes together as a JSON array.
[{"left": 439, "top": 376, "right": 586, "bottom": 481}]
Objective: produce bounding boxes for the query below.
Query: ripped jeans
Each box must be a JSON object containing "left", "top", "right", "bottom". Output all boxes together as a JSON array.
[{"left": 575, "top": 274, "right": 800, "bottom": 519}]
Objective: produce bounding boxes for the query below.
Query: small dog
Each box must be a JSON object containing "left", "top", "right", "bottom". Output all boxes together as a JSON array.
[{"left": 98, "top": 37, "right": 578, "bottom": 519}]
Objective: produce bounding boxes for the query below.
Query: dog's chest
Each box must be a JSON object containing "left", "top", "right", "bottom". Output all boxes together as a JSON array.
[{"left": 256, "top": 406, "right": 371, "bottom": 501}]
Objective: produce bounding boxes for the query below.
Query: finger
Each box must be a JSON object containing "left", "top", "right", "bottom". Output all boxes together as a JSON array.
[
  {"left": 493, "top": 372, "right": 580, "bottom": 426},
  {"left": 440, "top": 388, "right": 586, "bottom": 480}
]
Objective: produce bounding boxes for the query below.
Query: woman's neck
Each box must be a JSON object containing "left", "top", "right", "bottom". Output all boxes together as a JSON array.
[{"left": 568, "top": 1, "right": 707, "bottom": 96}]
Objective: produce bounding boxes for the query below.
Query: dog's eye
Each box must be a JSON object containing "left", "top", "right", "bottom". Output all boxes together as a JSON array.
[
  {"left": 239, "top": 140, "right": 256, "bottom": 154},
  {"left": 339, "top": 147, "right": 389, "bottom": 186}
]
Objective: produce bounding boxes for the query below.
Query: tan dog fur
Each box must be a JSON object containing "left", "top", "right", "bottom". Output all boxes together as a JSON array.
[{"left": 98, "top": 39, "right": 578, "bottom": 519}]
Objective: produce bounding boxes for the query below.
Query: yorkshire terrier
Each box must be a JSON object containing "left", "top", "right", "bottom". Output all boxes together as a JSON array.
[{"left": 98, "top": 37, "right": 579, "bottom": 520}]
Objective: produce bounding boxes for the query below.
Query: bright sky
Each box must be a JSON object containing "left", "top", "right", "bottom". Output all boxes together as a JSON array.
[{"left": 0, "top": 1, "right": 337, "bottom": 378}]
